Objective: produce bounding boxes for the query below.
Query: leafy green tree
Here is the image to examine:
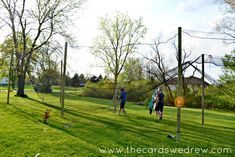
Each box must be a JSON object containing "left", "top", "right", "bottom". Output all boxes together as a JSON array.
[
  {"left": 121, "top": 58, "right": 143, "bottom": 83},
  {"left": 37, "top": 68, "right": 60, "bottom": 93},
  {"left": 79, "top": 73, "right": 85, "bottom": 82},
  {"left": 224, "top": 50, "right": 235, "bottom": 71},
  {"left": 0, "top": 51, "right": 9, "bottom": 78},
  {"left": 0, "top": 0, "right": 85, "bottom": 97},
  {"left": 217, "top": 51, "right": 235, "bottom": 106},
  {"left": 65, "top": 72, "right": 72, "bottom": 87},
  {"left": 0, "top": 34, "right": 35, "bottom": 89},
  {"left": 72, "top": 73, "right": 80, "bottom": 87},
  {"left": 220, "top": 50, "right": 235, "bottom": 82},
  {"left": 35, "top": 45, "right": 60, "bottom": 93},
  {"left": 91, "top": 11, "right": 147, "bottom": 91},
  {"left": 0, "top": 37, "right": 15, "bottom": 88},
  {"left": 215, "top": 1, "right": 235, "bottom": 106}
]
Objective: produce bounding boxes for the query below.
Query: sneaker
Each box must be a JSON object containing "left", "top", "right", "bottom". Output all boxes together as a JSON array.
[{"left": 159, "top": 117, "right": 163, "bottom": 120}]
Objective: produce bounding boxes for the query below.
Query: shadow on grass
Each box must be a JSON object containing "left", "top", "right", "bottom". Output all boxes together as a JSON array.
[
  {"left": 10, "top": 98, "right": 78, "bottom": 138},
  {"left": 25, "top": 97, "right": 176, "bottom": 144},
  {"left": 47, "top": 92, "right": 112, "bottom": 106},
  {"left": 26, "top": 97, "right": 61, "bottom": 110},
  {"left": 14, "top": 96, "right": 235, "bottom": 150}
]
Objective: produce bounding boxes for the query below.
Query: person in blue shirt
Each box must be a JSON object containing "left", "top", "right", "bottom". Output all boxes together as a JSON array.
[
  {"left": 155, "top": 87, "right": 164, "bottom": 120},
  {"left": 118, "top": 88, "right": 127, "bottom": 115}
]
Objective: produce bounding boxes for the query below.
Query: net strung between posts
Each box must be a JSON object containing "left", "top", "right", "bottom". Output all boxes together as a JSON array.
[
  {"left": 194, "top": 55, "right": 224, "bottom": 66},
  {"left": 156, "top": 54, "right": 224, "bottom": 86}
]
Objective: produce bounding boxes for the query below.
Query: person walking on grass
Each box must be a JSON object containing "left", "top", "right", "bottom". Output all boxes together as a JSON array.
[
  {"left": 155, "top": 87, "right": 164, "bottom": 120},
  {"left": 149, "top": 88, "right": 159, "bottom": 115},
  {"left": 118, "top": 88, "right": 127, "bottom": 115}
]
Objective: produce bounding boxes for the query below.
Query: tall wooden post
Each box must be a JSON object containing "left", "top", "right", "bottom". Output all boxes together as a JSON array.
[
  {"left": 60, "top": 60, "right": 63, "bottom": 104},
  {"left": 7, "top": 51, "right": 14, "bottom": 104},
  {"left": 176, "top": 27, "right": 183, "bottom": 142},
  {"left": 201, "top": 54, "right": 205, "bottom": 127},
  {"left": 61, "top": 42, "right": 68, "bottom": 117}
]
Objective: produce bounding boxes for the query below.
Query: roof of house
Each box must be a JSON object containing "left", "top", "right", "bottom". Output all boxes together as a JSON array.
[{"left": 167, "top": 76, "right": 210, "bottom": 86}]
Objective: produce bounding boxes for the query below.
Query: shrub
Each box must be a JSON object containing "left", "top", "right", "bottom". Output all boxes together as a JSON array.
[
  {"left": 83, "top": 80, "right": 114, "bottom": 99},
  {"left": 83, "top": 79, "right": 235, "bottom": 111},
  {"left": 204, "top": 83, "right": 235, "bottom": 111},
  {"left": 83, "top": 80, "right": 159, "bottom": 103}
]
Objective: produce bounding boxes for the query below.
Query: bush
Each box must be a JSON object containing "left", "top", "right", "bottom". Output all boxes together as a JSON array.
[
  {"left": 83, "top": 80, "right": 159, "bottom": 103},
  {"left": 34, "top": 83, "right": 53, "bottom": 93},
  {"left": 125, "top": 80, "right": 154, "bottom": 102},
  {"left": 83, "top": 79, "right": 235, "bottom": 111},
  {"left": 83, "top": 80, "right": 114, "bottom": 99},
  {"left": 184, "top": 94, "right": 201, "bottom": 108},
  {"left": 204, "top": 83, "right": 235, "bottom": 111}
]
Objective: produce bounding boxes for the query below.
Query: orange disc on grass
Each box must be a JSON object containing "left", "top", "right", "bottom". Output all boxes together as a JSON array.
[{"left": 174, "top": 96, "right": 185, "bottom": 107}]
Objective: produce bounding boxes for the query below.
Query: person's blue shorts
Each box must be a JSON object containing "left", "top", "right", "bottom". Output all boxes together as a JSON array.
[
  {"left": 155, "top": 102, "right": 164, "bottom": 112},
  {"left": 120, "top": 101, "right": 126, "bottom": 108}
]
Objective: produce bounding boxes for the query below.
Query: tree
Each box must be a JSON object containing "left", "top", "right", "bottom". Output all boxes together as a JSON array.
[
  {"left": 37, "top": 68, "right": 60, "bottom": 93},
  {"left": 122, "top": 57, "right": 143, "bottom": 83},
  {"left": 218, "top": 51, "right": 235, "bottom": 105},
  {"left": 72, "top": 73, "right": 80, "bottom": 87},
  {"left": 79, "top": 73, "right": 85, "bottom": 82},
  {"left": 91, "top": 11, "right": 147, "bottom": 91},
  {"left": 35, "top": 44, "right": 60, "bottom": 93},
  {"left": 221, "top": 0, "right": 235, "bottom": 9},
  {"left": 0, "top": 0, "right": 85, "bottom": 97},
  {"left": 220, "top": 50, "right": 235, "bottom": 82},
  {"left": 216, "top": 0, "right": 235, "bottom": 44},
  {"left": 65, "top": 72, "right": 72, "bottom": 87},
  {"left": 172, "top": 41, "right": 195, "bottom": 96},
  {"left": 215, "top": 1, "right": 235, "bottom": 105},
  {"left": 0, "top": 45, "right": 11, "bottom": 78},
  {"left": 216, "top": 0, "right": 235, "bottom": 76},
  {"left": 145, "top": 36, "right": 193, "bottom": 105},
  {"left": 224, "top": 50, "right": 235, "bottom": 71},
  {"left": 145, "top": 39, "right": 175, "bottom": 105},
  {"left": 0, "top": 34, "right": 36, "bottom": 89}
]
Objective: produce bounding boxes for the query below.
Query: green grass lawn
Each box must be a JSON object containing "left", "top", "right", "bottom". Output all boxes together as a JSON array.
[
  {"left": 0, "top": 85, "right": 34, "bottom": 90},
  {"left": 52, "top": 86, "right": 84, "bottom": 95},
  {"left": 0, "top": 91, "right": 234, "bottom": 157}
]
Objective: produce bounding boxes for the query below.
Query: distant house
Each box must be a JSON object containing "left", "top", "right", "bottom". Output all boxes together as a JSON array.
[
  {"left": 167, "top": 76, "right": 210, "bottom": 91},
  {"left": 0, "top": 77, "right": 9, "bottom": 85},
  {"left": 90, "top": 75, "right": 103, "bottom": 83}
]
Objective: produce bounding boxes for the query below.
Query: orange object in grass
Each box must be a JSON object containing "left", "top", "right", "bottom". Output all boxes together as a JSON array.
[
  {"left": 44, "top": 110, "right": 50, "bottom": 123},
  {"left": 174, "top": 96, "right": 185, "bottom": 107}
]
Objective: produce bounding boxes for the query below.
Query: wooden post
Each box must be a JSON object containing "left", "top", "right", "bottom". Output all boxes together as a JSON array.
[
  {"left": 7, "top": 51, "right": 14, "bottom": 104},
  {"left": 176, "top": 27, "right": 183, "bottom": 142},
  {"left": 60, "top": 60, "right": 63, "bottom": 103},
  {"left": 61, "top": 42, "right": 68, "bottom": 117},
  {"left": 201, "top": 54, "right": 205, "bottom": 127}
]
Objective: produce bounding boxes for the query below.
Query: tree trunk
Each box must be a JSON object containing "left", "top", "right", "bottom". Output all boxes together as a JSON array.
[
  {"left": 16, "top": 50, "right": 33, "bottom": 97},
  {"left": 113, "top": 74, "right": 118, "bottom": 95},
  {"left": 164, "top": 82, "right": 174, "bottom": 105},
  {"left": 17, "top": 74, "right": 26, "bottom": 97},
  {"left": 167, "top": 87, "right": 174, "bottom": 105}
]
